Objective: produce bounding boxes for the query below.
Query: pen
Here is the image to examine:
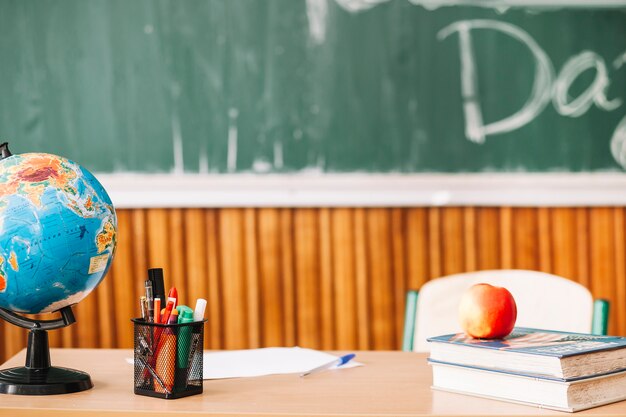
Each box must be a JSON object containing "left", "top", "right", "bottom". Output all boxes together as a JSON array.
[
  {"left": 145, "top": 280, "right": 154, "bottom": 322},
  {"left": 136, "top": 355, "right": 172, "bottom": 395},
  {"left": 139, "top": 296, "right": 147, "bottom": 321},
  {"left": 300, "top": 353, "right": 356, "bottom": 377}
]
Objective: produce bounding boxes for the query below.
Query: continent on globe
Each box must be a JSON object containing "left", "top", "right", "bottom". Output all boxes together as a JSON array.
[{"left": 0, "top": 152, "right": 118, "bottom": 314}]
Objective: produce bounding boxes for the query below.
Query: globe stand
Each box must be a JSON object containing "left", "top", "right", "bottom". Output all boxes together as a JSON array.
[{"left": 0, "top": 306, "right": 93, "bottom": 395}]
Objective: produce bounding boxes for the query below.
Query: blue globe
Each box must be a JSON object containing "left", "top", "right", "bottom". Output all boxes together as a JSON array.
[{"left": 0, "top": 153, "right": 117, "bottom": 314}]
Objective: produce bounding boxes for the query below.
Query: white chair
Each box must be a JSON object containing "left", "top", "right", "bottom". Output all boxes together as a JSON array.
[{"left": 406, "top": 270, "right": 600, "bottom": 352}]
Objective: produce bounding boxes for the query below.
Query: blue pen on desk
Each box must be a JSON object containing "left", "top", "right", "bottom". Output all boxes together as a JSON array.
[{"left": 300, "top": 353, "right": 356, "bottom": 377}]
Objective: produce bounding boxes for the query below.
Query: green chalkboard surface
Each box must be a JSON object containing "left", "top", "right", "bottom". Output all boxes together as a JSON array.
[{"left": 1, "top": 0, "right": 626, "bottom": 173}]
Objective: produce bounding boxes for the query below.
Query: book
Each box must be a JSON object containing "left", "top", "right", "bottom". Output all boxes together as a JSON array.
[
  {"left": 428, "top": 327, "right": 626, "bottom": 380},
  {"left": 429, "top": 360, "right": 626, "bottom": 412}
]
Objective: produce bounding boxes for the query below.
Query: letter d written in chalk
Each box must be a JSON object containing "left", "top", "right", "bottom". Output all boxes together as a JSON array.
[{"left": 438, "top": 20, "right": 555, "bottom": 144}]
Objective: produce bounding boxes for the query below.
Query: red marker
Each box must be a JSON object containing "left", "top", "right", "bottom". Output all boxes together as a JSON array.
[{"left": 167, "top": 287, "right": 178, "bottom": 309}]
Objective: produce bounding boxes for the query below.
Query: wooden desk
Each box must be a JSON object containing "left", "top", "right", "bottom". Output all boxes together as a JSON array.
[{"left": 0, "top": 349, "right": 625, "bottom": 417}]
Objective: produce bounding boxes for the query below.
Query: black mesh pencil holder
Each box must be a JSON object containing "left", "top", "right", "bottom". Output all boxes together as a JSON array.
[{"left": 132, "top": 318, "right": 206, "bottom": 399}]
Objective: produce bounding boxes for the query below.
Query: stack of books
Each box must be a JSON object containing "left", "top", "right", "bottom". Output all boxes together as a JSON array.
[{"left": 428, "top": 328, "right": 626, "bottom": 412}]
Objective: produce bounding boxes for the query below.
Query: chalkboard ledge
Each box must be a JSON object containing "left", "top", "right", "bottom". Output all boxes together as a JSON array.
[{"left": 95, "top": 173, "right": 626, "bottom": 208}]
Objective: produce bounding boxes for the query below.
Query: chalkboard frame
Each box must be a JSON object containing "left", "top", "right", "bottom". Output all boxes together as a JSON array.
[{"left": 97, "top": 173, "right": 626, "bottom": 208}]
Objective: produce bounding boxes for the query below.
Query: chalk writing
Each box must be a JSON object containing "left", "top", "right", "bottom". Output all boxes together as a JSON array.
[{"left": 440, "top": 19, "right": 626, "bottom": 167}]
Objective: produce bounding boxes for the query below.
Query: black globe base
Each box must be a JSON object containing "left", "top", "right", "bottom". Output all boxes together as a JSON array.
[
  {"left": 0, "top": 366, "right": 92, "bottom": 395},
  {"left": 0, "top": 306, "right": 94, "bottom": 395}
]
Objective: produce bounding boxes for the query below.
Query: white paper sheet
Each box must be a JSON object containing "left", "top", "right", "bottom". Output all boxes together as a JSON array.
[{"left": 202, "top": 347, "right": 362, "bottom": 379}]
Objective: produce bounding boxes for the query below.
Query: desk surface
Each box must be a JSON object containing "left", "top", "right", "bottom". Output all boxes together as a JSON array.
[{"left": 0, "top": 349, "right": 625, "bottom": 417}]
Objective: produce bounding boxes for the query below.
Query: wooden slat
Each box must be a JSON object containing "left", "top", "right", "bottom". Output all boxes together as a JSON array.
[
  {"left": 463, "top": 207, "right": 477, "bottom": 272},
  {"left": 319, "top": 208, "right": 335, "bottom": 350},
  {"left": 406, "top": 208, "right": 429, "bottom": 289},
  {"left": 613, "top": 208, "right": 626, "bottom": 334},
  {"left": 131, "top": 210, "right": 148, "bottom": 303},
  {"left": 575, "top": 208, "right": 591, "bottom": 288},
  {"left": 146, "top": 209, "right": 171, "bottom": 282},
  {"left": 537, "top": 207, "right": 552, "bottom": 273},
  {"left": 551, "top": 208, "right": 577, "bottom": 279},
  {"left": 280, "top": 209, "right": 297, "bottom": 346},
  {"left": 499, "top": 207, "right": 513, "bottom": 269},
  {"left": 476, "top": 208, "right": 500, "bottom": 270},
  {"left": 293, "top": 209, "right": 321, "bottom": 349},
  {"left": 367, "top": 209, "right": 395, "bottom": 350},
  {"left": 441, "top": 207, "right": 465, "bottom": 276},
  {"left": 111, "top": 209, "right": 134, "bottom": 348},
  {"left": 258, "top": 209, "right": 284, "bottom": 346},
  {"left": 427, "top": 208, "right": 442, "bottom": 279},
  {"left": 589, "top": 208, "right": 617, "bottom": 335},
  {"left": 512, "top": 208, "right": 538, "bottom": 270},
  {"left": 96, "top": 268, "right": 116, "bottom": 348},
  {"left": 219, "top": 209, "right": 248, "bottom": 349},
  {"left": 331, "top": 209, "right": 358, "bottom": 349},
  {"left": 391, "top": 208, "right": 407, "bottom": 349},
  {"left": 353, "top": 208, "right": 371, "bottom": 349},
  {"left": 184, "top": 209, "right": 209, "bottom": 313},
  {"left": 168, "top": 209, "right": 187, "bottom": 302},
  {"left": 244, "top": 209, "right": 260, "bottom": 348},
  {"left": 205, "top": 209, "right": 223, "bottom": 349}
]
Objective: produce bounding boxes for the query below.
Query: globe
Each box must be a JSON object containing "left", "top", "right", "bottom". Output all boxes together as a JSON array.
[{"left": 0, "top": 152, "right": 117, "bottom": 314}]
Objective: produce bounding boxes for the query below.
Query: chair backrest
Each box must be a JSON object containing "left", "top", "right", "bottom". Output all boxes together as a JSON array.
[{"left": 412, "top": 270, "right": 594, "bottom": 352}]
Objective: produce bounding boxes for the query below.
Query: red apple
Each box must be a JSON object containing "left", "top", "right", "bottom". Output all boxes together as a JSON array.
[{"left": 458, "top": 283, "right": 517, "bottom": 339}]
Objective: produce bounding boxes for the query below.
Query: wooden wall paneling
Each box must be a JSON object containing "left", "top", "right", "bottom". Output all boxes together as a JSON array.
[
  {"left": 293, "top": 209, "right": 321, "bottom": 349},
  {"left": 441, "top": 207, "right": 465, "bottom": 276},
  {"left": 575, "top": 208, "right": 591, "bottom": 288},
  {"left": 205, "top": 209, "right": 223, "bottom": 349},
  {"left": 75, "top": 289, "right": 99, "bottom": 348},
  {"left": 537, "top": 208, "right": 552, "bottom": 273},
  {"left": 331, "top": 209, "right": 358, "bottom": 349},
  {"left": 499, "top": 208, "right": 513, "bottom": 269},
  {"left": 96, "top": 268, "right": 116, "bottom": 348},
  {"left": 353, "top": 208, "right": 371, "bottom": 350},
  {"left": 168, "top": 209, "right": 187, "bottom": 301},
  {"left": 589, "top": 208, "right": 617, "bottom": 335},
  {"left": 613, "top": 208, "right": 626, "bottom": 334},
  {"left": 511, "top": 208, "right": 538, "bottom": 270},
  {"left": 463, "top": 208, "right": 477, "bottom": 272},
  {"left": 258, "top": 209, "right": 284, "bottom": 346},
  {"left": 244, "top": 209, "right": 260, "bottom": 348},
  {"left": 146, "top": 209, "right": 172, "bottom": 283},
  {"left": 406, "top": 208, "right": 429, "bottom": 290},
  {"left": 4, "top": 324, "right": 25, "bottom": 360},
  {"left": 219, "top": 209, "right": 249, "bottom": 349},
  {"left": 60, "top": 312, "right": 75, "bottom": 348},
  {"left": 47, "top": 314, "right": 62, "bottom": 348},
  {"left": 279, "top": 209, "right": 296, "bottom": 346},
  {"left": 318, "top": 208, "right": 335, "bottom": 350},
  {"left": 476, "top": 208, "right": 500, "bottom": 270},
  {"left": 131, "top": 210, "right": 148, "bottom": 301},
  {"left": 427, "top": 208, "right": 442, "bottom": 279},
  {"left": 110, "top": 209, "right": 135, "bottom": 349},
  {"left": 551, "top": 208, "right": 577, "bottom": 280},
  {"left": 367, "top": 209, "right": 396, "bottom": 350},
  {"left": 183, "top": 209, "right": 209, "bottom": 333},
  {"left": 390, "top": 208, "right": 407, "bottom": 349}
]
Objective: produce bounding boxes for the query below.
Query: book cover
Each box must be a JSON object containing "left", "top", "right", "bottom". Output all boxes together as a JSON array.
[{"left": 427, "top": 327, "right": 626, "bottom": 358}]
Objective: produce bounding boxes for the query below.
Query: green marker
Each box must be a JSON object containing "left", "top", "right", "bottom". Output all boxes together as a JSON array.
[{"left": 177, "top": 306, "right": 194, "bottom": 370}]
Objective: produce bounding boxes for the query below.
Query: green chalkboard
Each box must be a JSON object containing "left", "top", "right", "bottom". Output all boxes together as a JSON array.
[{"left": 1, "top": 0, "right": 625, "bottom": 173}]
